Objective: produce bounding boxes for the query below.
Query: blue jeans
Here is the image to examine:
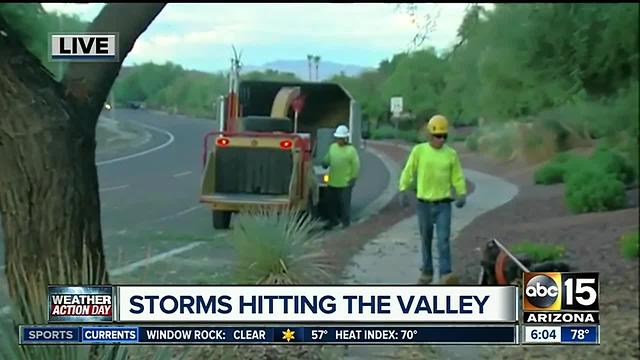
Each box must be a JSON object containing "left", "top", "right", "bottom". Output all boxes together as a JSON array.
[{"left": 416, "top": 200, "right": 452, "bottom": 276}]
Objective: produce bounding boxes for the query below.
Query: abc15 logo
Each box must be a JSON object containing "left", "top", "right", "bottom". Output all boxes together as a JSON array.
[{"left": 523, "top": 272, "right": 599, "bottom": 311}]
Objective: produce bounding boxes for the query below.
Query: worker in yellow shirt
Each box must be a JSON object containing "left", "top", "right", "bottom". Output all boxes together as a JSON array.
[
  {"left": 398, "top": 115, "right": 467, "bottom": 285},
  {"left": 322, "top": 125, "right": 360, "bottom": 230}
]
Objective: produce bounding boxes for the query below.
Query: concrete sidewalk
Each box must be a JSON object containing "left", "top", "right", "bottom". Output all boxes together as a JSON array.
[
  {"left": 342, "top": 147, "right": 519, "bottom": 359},
  {"left": 343, "top": 168, "right": 519, "bottom": 284}
]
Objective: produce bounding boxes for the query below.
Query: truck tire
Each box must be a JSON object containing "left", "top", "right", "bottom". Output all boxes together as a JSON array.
[
  {"left": 212, "top": 210, "right": 231, "bottom": 230},
  {"left": 241, "top": 116, "right": 293, "bottom": 133}
]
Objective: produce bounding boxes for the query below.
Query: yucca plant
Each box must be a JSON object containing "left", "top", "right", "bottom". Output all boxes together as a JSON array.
[
  {"left": 230, "top": 207, "right": 333, "bottom": 285},
  {"left": 0, "top": 241, "right": 188, "bottom": 360}
]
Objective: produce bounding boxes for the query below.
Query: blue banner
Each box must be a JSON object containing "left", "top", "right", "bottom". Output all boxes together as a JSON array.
[
  {"left": 560, "top": 326, "right": 598, "bottom": 344},
  {"left": 19, "top": 325, "right": 517, "bottom": 345}
]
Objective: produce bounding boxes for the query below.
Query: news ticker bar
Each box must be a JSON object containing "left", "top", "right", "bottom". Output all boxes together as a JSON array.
[
  {"left": 19, "top": 325, "right": 518, "bottom": 345},
  {"left": 49, "top": 285, "right": 518, "bottom": 323},
  {"left": 523, "top": 325, "right": 599, "bottom": 344}
]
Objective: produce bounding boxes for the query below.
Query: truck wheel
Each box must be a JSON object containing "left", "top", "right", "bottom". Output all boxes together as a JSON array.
[{"left": 212, "top": 210, "right": 231, "bottom": 230}]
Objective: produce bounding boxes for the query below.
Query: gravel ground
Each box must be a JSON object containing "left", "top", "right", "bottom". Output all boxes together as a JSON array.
[{"left": 453, "top": 148, "right": 639, "bottom": 359}]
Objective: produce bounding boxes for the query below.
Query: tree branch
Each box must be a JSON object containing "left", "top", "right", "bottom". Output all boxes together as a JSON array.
[{"left": 62, "top": 3, "right": 165, "bottom": 124}]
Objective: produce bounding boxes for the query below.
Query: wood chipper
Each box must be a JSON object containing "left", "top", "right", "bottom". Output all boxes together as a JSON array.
[{"left": 199, "top": 61, "right": 362, "bottom": 229}]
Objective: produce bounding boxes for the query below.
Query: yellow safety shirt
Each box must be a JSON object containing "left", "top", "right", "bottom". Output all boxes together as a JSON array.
[
  {"left": 323, "top": 143, "right": 360, "bottom": 188},
  {"left": 398, "top": 143, "right": 467, "bottom": 200}
]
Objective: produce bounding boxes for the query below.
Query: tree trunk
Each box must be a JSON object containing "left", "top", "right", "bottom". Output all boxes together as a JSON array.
[
  {"left": 0, "top": 3, "right": 165, "bottom": 322},
  {"left": 0, "top": 21, "right": 105, "bottom": 322}
]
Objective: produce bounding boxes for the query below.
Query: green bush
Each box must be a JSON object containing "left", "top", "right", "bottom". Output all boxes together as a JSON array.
[
  {"left": 371, "top": 125, "right": 398, "bottom": 139},
  {"left": 534, "top": 162, "right": 566, "bottom": 184},
  {"left": 230, "top": 208, "right": 332, "bottom": 285},
  {"left": 370, "top": 125, "right": 425, "bottom": 143},
  {"left": 511, "top": 241, "right": 566, "bottom": 263},
  {"left": 399, "top": 129, "right": 425, "bottom": 143},
  {"left": 534, "top": 152, "right": 582, "bottom": 184},
  {"left": 465, "top": 131, "right": 480, "bottom": 151},
  {"left": 619, "top": 231, "right": 639, "bottom": 259},
  {"left": 590, "top": 146, "right": 637, "bottom": 185},
  {"left": 564, "top": 165, "right": 627, "bottom": 213}
]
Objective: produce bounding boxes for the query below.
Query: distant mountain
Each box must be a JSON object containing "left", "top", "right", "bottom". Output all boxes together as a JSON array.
[{"left": 241, "top": 60, "right": 373, "bottom": 81}]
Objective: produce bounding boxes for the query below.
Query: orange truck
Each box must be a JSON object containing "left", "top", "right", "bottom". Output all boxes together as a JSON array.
[{"left": 199, "top": 79, "right": 362, "bottom": 229}]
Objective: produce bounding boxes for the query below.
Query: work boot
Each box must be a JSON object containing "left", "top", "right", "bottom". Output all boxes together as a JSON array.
[
  {"left": 417, "top": 273, "right": 433, "bottom": 285},
  {"left": 438, "top": 273, "right": 459, "bottom": 285}
]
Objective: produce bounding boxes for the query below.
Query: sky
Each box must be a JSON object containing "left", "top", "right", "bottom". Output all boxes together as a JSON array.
[{"left": 41, "top": 3, "right": 487, "bottom": 73}]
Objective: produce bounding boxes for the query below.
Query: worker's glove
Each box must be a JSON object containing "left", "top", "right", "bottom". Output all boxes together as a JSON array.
[
  {"left": 398, "top": 191, "right": 410, "bottom": 208},
  {"left": 455, "top": 195, "right": 466, "bottom": 208}
]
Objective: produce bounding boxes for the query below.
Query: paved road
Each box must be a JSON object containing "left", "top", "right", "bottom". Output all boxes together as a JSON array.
[{"left": 0, "top": 108, "right": 388, "bottom": 286}]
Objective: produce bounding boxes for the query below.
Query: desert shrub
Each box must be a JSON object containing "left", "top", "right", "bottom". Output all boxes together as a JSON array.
[
  {"left": 451, "top": 133, "right": 467, "bottom": 142},
  {"left": 619, "top": 231, "right": 639, "bottom": 259},
  {"left": 564, "top": 165, "right": 627, "bottom": 213},
  {"left": 370, "top": 125, "right": 426, "bottom": 143},
  {"left": 465, "top": 130, "right": 480, "bottom": 151},
  {"left": 399, "top": 129, "right": 425, "bottom": 143},
  {"left": 590, "top": 146, "right": 637, "bottom": 185},
  {"left": 534, "top": 162, "right": 567, "bottom": 184},
  {"left": 230, "top": 208, "right": 332, "bottom": 285},
  {"left": 0, "top": 244, "right": 186, "bottom": 360},
  {"left": 534, "top": 152, "right": 582, "bottom": 184},
  {"left": 370, "top": 124, "right": 397, "bottom": 140},
  {"left": 511, "top": 241, "right": 566, "bottom": 263}
]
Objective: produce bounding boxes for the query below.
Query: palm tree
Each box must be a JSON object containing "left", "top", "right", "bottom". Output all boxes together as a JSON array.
[
  {"left": 313, "top": 55, "right": 321, "bottom": 81},
  {"left": 307, "top": 54, "right": 313, "bottom": 81}
]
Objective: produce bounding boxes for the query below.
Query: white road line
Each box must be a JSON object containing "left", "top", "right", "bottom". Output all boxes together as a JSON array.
[
  {"left": 150, "top": 205, "right": 203, "bottom": 223},
  {"left": 96, "top": 121, "right": 175, "bottom": 166},
  {"left": 109, "top": 240, "right": 209, "bottom": 277},
  {"left": 99, "top": 185, "right": 130, "bottom": 192},
  {"left": 1, "top": 119, "right": 187, "bottom": 317},
  {"left": 0, "top": 234, "right": 220, "bottom": 316},
  {"left": 173, "top": 171, "right": 192, "bottom": 178}
]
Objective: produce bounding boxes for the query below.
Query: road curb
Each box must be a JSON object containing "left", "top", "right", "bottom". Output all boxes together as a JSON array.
[
  {"left": 96, "top": 120, "right": 175, "bottom": 166},
  {"left": 353, "top": 145, "right": 400, "bottom": 224}
]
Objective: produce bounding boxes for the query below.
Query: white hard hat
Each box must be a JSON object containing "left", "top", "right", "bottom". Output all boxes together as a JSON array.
[{"left": 334, "top": 125, "right": 349, "bottom": 138}]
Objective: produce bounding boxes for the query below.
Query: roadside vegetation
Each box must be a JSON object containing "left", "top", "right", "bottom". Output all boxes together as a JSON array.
[
  {"left": 0, "top": 243, "right": 186, "bottom": 360},
  {"left": 619, "top": 231, "right": 639, "bottom": 260},
  {"left": 358, "top": 4, "right": 638, "bottom": 216},
  {"left": 112, "top": 65, "right": 300, "bottom": 119},
  {"left": 108, "top": 5, "right": 638, "bottom": 192},
  {"left": 510, "top": 241, "right": 566, "bottom": 263},
  {"left": 230, "top": 208, "right": 332, "bottom": 285}
]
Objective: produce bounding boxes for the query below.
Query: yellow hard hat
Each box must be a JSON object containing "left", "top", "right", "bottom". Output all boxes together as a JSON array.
[{"left": 426, "top": 114, "right": 449, "bottom": 135}]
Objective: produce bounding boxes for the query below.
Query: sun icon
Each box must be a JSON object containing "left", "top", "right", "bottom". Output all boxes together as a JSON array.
[{"left": 282, "top": 328, "right": 296, "bottom": 342}]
